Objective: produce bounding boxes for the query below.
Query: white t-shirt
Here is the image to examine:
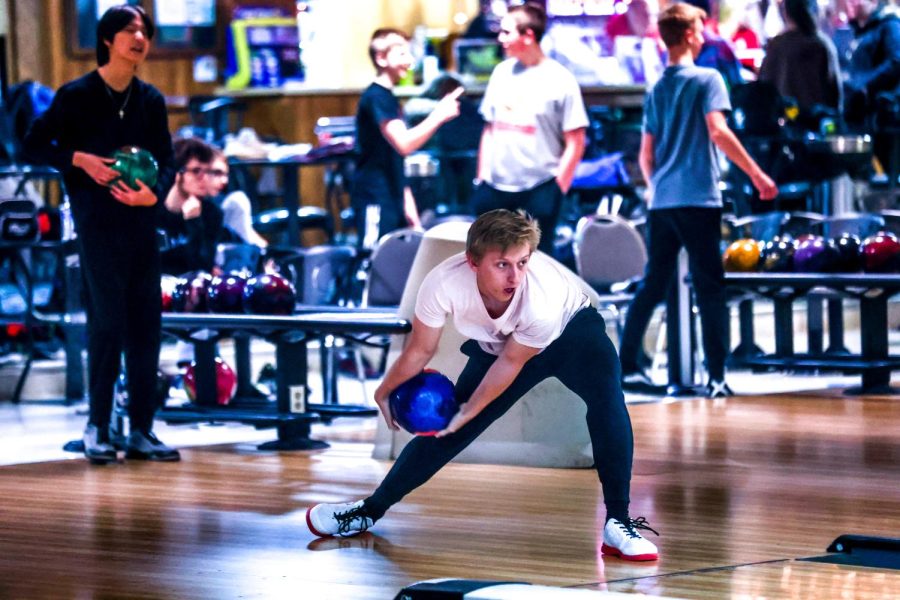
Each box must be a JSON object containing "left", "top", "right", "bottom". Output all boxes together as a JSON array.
[
  {"left": 479, "top": 57, "right": 589, "bottom": 192},
  {"left": 415, "top": 251, "right": 590, "bottom": 355}
]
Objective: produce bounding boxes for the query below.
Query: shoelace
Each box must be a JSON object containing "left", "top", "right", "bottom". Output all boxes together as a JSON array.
[
  {"left": 619, "top": 516, "right": 660, "bottom": 539},
  {"left": 334, "top": 505, "right": 371, "bottom": 536}
]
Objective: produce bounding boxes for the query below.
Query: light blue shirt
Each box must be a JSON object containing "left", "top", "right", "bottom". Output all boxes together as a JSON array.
[{"left": 643, "top": 65, "right": 730, "bottom": 209}]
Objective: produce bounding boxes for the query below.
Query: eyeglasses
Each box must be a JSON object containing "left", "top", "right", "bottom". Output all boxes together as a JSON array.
[{"left": 181, "top": 167, "right": 228, "bottom": 178}]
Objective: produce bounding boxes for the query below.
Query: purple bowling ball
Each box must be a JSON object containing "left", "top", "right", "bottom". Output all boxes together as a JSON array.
[
  {"left": 793, "top": 236, "right": 840, "bottom": 273},
  {"left": 244, "top": 272, "right": 296, "bottom": 315},
  {"left": 208, "top": 274, "right": 247, "bottom": 313}
]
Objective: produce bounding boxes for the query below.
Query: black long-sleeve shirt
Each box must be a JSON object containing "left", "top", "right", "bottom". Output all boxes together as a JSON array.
[{"left": 22, "top": 70, "right": 174, "bottom": 234}]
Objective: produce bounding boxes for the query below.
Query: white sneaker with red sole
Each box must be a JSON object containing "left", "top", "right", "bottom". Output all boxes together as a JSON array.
[{"left": 602, "top": 517, "right": 659, "bottom": 561}]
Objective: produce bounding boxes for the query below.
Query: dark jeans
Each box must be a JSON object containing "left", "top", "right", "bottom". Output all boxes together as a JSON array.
[
  {"left": 470, "top": 178, "right": 563, "bottom": 255},
  {"left": 619, "top": 206, "right": 729, "bottom": 381},
  {"left": 365, "top": 308, "right": 634, "bottom": 520},
  {"left": 79, "top": 223, "right": 162, "bottom": 433}
]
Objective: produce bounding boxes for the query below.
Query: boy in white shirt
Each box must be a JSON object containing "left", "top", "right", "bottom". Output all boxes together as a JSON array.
[{"left": 306, "top": 209, "right": 659, "bottom": 561}]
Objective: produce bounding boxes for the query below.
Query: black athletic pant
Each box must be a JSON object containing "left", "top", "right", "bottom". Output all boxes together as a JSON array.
[
  {"left": 619, "top": 206, "right": 728, "bottom": 381},
  {"left": 470, "top": 178, "right": 563, "bottom": 255},
  {"left": 79, "top": 222, "right": 162, "bottom": 433},
  {"left": 365, "top": 308, "right": 633, "bottom": 520}
]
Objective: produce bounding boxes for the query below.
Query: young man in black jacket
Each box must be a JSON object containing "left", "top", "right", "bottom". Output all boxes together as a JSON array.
[{"left": 24, "top": 5, "right": 179, "bottom": 464}]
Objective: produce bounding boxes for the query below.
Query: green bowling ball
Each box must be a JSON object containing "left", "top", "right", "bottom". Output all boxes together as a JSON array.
[{"left": 110, "top": 146, "right": 159, "bottom": 190}]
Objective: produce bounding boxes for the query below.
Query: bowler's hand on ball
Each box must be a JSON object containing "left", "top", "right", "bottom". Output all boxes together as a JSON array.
[
  {"left": 373, "top": 387, "right": 399, "bottom": 431},
  {"left": 110, "top": 178, "right": 157, "bottom": 207},
  {"left": 74, "top": 151, "right": 118, "bottom": 186},
  {"left": 435, "top": 408, "right": 472, "bottom": 438}
]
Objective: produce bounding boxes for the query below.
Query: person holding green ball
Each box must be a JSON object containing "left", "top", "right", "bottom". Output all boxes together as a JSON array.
[{"left": 24, "top": 4, "right": 179, "bottom": 464}]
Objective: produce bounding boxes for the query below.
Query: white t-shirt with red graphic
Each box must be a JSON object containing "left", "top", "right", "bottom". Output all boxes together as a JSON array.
[{"left": 479, "top": 57, "right": 589, "bottom": 192}]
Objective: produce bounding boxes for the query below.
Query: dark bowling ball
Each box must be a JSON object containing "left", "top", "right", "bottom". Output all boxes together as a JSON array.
[
  {"left": 831, "top": 233, "right": 863, "bottom": 272},
  {"left": 861, "top": 231, "right": 900, "bottom": 273},
  {"left": 171, "top": 271, "right": 213, "bottom": 312},
  {"left": 208, "top": 274, "right": 247, "bottom": 313},
  {"left": 110, "top": 146, "right": 159, "bottom": 190},
  {"left": 244, "top": 272, "right": 296, "bottom": 315},
  {"left": 160, "top": 275, "right": 180, "bottom": 312},
  {"left": 184, "top": 357, "right": 238, "bottom": 406},
  {"left": 793, "top": 235, "right": 840, "bottom": 273},
  {"left": 723, "top": 238, "right": 761, "bottom": 272},
  {"left": 759, "top": 237, "right": 795, "bottom": 272},
  {"left": 389, "top": 370, "right": 458, "bottom": 436}
]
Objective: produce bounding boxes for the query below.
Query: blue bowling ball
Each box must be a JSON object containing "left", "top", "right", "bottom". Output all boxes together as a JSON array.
[{"left": 389, "top": 371, "right": 458, "bottom": 435}]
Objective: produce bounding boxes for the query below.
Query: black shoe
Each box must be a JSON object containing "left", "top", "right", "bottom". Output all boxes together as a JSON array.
[
  {"left": 705, "top": 379, "right": 734, "bottom": 399},
  {"left": 83, "top": 424, "right": 117, "bottom": 465},
  {"left": 125, "top": 430, "right": 181, "bottom": 462}
]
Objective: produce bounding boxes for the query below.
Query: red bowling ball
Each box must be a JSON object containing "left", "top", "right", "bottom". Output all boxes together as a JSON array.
[
  {"left": 160, "top": 275, "right": 180, "bottom": 312},
  {"left": 184, "top": 357, "right": 238, "bottom": 406},
  {"left": 171, "top": 271, "right": 213, "bottom": 313},
  {"left": 243, "top": 272, "right": 296, "bottom": 315},
  {"left": 861, "top": 232, "right": 900, "bottom": 273}
]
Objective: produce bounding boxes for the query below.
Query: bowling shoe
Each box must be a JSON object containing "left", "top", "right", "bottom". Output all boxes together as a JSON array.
[
  {"left": 306, "top": 500, "right": 374, "bottom": 538},
  {"left": 83, "top": 424, "right": 117, "bottom": 465},
  {"left": 124, "top": 430, "right": 181, "bottom": 462},
  {"left": 602, "top": 517, "right": 660, "bottom": 561},
  {"left": 705, "top": 379, "right": 734, "bottom": 399}
]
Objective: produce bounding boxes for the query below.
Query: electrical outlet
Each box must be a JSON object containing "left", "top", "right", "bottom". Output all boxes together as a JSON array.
[{"left": 290, "top": 386, "right": 306, "bottom": 413}]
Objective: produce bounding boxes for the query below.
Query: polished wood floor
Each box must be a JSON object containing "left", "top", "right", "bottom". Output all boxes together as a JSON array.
[{"left": 1, "top": 391, "right": 899, "bottom": 599}]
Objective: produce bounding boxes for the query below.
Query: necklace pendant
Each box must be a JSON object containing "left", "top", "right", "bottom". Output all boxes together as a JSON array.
[{"left": 119, "top": 109, "right": 124, "bottom": 119}]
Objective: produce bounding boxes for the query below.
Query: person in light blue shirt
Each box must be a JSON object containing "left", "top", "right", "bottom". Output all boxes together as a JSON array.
[{"left": 619, "top": 2, "right": 777, "bottom": 399}]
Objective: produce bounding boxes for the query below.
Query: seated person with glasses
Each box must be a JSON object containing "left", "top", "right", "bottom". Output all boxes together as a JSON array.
[
  {"left": 208, "top": 148, "right": 268, "bottom": 249},
  {"left": 159, "top": 137, "right": 230, "bottom": 275}
]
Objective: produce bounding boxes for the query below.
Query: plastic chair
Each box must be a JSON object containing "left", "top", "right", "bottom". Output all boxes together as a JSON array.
[
  {"left": 572, "top": 214, "right": 649, "bottom": 347},
  {"left": 364, "top": 228, "right": 425, "bottom": 308}
]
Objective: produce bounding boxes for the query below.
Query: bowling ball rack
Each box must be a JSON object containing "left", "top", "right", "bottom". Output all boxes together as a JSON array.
[
  {"left": 160, "top": 309, "right": 410, "bottom": 450},
  {"left": 725, "top": 273, "right": 900, "bottom": 394}
]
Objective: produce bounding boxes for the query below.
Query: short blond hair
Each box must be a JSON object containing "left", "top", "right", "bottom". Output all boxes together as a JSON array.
[{"left": 466, "top": 209, "right": 541, "bottom": 262}]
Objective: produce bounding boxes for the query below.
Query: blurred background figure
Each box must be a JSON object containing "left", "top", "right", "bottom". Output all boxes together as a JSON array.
[
  {"left": 759, "top": 0, "right": 843, "bottom": 120},
  {"left": 208, "top": 148, "right": 268, "bottom": 248},
  {"left": 843, "top": 0, "right": 900, "bottom": 168},
  {"left": 684, "top": 0, "right": 747, "bottom": 89},
  {"left": 605, "top": 0, "right": 661, "bottom": 45}
]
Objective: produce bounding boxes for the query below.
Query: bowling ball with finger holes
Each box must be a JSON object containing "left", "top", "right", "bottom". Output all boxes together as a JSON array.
[
  {"left": 109, "top": 146, "right": 159, "bottom": 190},
  {"left": 183, "top": 357, "right": 238, "bottom": 406},
  {"left": 207, "top": 273, "right": 247, "bottom": 313},
  {"left": 389, "top": 370, "right": 458, "bottom": 435},
  {"left": 723, "top": 238, "right": 761, "bottom": 272},
  {"left": 243, "top": 272, "right": 295, "bottom": 315}
]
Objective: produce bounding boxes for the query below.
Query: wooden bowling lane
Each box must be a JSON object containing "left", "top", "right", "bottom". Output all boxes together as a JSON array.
[{"left": 0, "top": 393, "right": 898, "bottom": 599}]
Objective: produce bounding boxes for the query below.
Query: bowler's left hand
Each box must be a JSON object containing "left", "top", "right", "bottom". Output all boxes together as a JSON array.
[{"left": 435, "top": 409, "right": 474, "bottom": 438}]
